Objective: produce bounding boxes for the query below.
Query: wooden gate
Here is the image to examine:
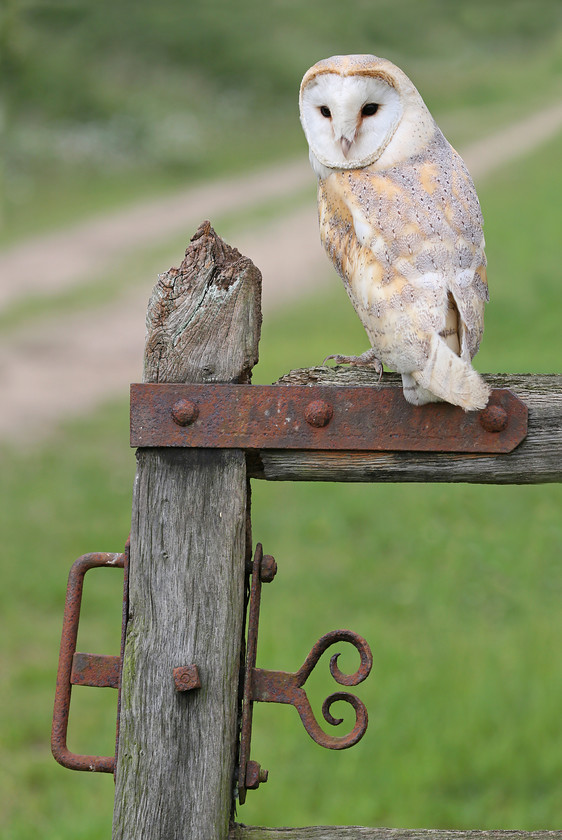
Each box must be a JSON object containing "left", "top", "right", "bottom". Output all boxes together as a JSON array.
[{"left": 53, "top": 221, "right": 562, "bottom": 840}]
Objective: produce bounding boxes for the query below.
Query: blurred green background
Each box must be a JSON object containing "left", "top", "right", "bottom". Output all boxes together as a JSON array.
[
  {"left": 2, "top": 0, "right": 562, "bottom": 242},
  {"left": 1, "top": 1, "right": 561, "bottom": 837}
]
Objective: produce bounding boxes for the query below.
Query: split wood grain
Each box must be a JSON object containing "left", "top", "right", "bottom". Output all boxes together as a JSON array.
[
  {"left": 247, "top": 369, "right": 562, "bottom": 484},
  {"left": 112, "top": 221, "right": 262, "bottom": 840}
]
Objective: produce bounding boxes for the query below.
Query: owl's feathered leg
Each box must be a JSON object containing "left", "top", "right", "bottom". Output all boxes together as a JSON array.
[
  {"left": 323, "top": 347, "right": 383, "bottom": 380},
  {"left": 401, "top": 374, "right": 443, "bottom": 405}
]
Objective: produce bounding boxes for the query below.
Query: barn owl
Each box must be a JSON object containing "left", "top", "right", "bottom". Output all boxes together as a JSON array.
[{"left": 299, "top": 55, "right": 490, "bottom": 410}]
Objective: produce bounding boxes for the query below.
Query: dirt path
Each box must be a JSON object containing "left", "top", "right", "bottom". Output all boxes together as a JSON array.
[
  {"left": 1, "top": 101, "right": 562, "bottom": 444},
  {"left": 0, "top": 159, "right": 312, "bottom": 312}
]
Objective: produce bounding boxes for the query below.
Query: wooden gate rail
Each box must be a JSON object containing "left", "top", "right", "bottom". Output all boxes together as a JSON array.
[
  {"left": 249, "top": 370, "right": 561, "bottom": 485},
  {"left": 230, "top": 829, "right": 562, "bottom": 840},
  {"left": 129, "top": 369, "right": 561, "bottom": 485}
]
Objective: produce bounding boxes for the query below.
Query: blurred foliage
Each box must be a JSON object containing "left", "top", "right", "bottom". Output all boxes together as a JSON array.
[
  {"left": 1, "top": 0, "right": 562, "bottom": 240},
  {"left": 7, "top": 0, "right": 562, "bottom": 111}
]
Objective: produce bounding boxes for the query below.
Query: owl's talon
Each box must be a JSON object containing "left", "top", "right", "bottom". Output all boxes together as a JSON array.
[{"left": 323, "top": 354, "right": 347, "bottom": 366}]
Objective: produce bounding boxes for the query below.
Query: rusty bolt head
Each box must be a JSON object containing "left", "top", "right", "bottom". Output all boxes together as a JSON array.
[
  {"left": 245, "top": 760, "right": 268, "bottom": 790},
  {"left": 173, "top": 665, "right": 201, "bottom": 692},
  {"left": 479, "top": 404, "right": 508, "bottom": 433},
  {"left": 304, "top": 399, "right": 333, "bottom": 428},
  {"left": 171, "top": 399, "right": 199, "bottom": 427},
  {"left": 260, "top": 554, "right": 277, "bottom": 583}
]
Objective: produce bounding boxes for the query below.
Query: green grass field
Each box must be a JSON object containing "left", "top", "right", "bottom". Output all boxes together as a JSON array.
[{"left": 1, "top": 126, "right": 561, "bottom": 837}]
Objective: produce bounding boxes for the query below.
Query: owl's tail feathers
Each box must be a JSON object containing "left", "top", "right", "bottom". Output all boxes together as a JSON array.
[{"left": 404, "top": 335, "right": 490, "bottom": 412}]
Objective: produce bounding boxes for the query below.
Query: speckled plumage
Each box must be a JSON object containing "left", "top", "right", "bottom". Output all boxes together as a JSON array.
[{"left": 300, "top": 55, "right": 490, "bottom": 410}]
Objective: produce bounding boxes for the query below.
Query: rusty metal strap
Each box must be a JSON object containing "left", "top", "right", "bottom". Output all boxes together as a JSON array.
[
  {"left": 130, "top": 383, "right": 527, "bottom": 454},
  {"left": 71, "top": 652, "right": 121, "bottom": 689}
]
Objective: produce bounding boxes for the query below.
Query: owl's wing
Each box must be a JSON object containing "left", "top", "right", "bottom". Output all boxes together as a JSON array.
[{"left": 444, "top": 147, "right": 489, "bottom": 361}]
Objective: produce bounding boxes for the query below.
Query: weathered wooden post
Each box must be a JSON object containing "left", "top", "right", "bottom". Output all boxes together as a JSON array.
[{"left": 112, "top": 221, "right": 262, "bottom": 839}]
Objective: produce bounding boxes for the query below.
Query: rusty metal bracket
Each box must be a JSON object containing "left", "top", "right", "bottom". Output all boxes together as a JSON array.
[
  {"left": 130, "top": 383, "right": 527, "bottom": 453},
  {"left": 238, "top": 544, "right": 373, "bottom": 804},
  {"left": 51, "top": 543, "right": 129, "bottom": 773}
]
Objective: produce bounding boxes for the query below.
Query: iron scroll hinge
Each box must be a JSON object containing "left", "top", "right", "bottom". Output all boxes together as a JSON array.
[
  {"left": 51, "top": 541, "right": 129, "bottom": 773},
  {"left": 237, "top": 544, "right": 373, "bottom": 804}
]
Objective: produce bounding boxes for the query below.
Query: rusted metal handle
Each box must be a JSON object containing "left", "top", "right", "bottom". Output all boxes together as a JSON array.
[{"left": 51, "top": 549, "right": 127, "bottom": 773}]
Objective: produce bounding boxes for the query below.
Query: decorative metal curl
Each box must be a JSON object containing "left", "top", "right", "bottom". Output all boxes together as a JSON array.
[{"left": 252, "top": 629, "right": 372, "bottom": 750}]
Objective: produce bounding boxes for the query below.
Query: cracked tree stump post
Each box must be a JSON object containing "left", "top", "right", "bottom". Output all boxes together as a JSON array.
[{"left": 112, "top": 221, "right": 262, "bottom": 840}]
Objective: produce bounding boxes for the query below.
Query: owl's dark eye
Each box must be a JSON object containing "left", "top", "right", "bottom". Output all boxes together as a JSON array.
[
  {"left": 361, "top": 103, "right": 379, "bottom": 117},
  {"left": 319, "top": 106, "right": 331, "bottom": 118}
]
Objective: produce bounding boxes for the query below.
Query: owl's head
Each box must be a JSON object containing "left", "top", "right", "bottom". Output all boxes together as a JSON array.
[{"left": 299, "top": 55, "right": 436, "bottom": 178}]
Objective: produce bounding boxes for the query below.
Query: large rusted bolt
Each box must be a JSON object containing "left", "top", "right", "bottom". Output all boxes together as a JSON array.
[
  {"left": 173, "top": 664, "right": 201, "bottom": 692},
  {"left": 304, "top": 399, "right": 333, "bottom": 428},
  {"left": 245, "top": 760, "right": 269, "bottom": 790},
  {"left": 171, "top": 399, "right": 199, "bottom": 427},
  {"left": 260, "top": 554, "right": 277, "bottom": 583},
  {"left": 479, "top": 404, "right": 508, "bottom": 433}
]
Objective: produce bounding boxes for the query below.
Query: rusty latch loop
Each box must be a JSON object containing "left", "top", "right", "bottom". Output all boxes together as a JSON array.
[
  {"left": 51, "top": 544, "right": 128, "bottom": 773},
  {"left": 238, "top": 544, "right": 373, "bottom": 804}
]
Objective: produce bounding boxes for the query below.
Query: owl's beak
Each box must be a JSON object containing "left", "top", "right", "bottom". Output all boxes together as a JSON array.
[{"left": 340, "top": 136, "right": 354, "bottom": 158}]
